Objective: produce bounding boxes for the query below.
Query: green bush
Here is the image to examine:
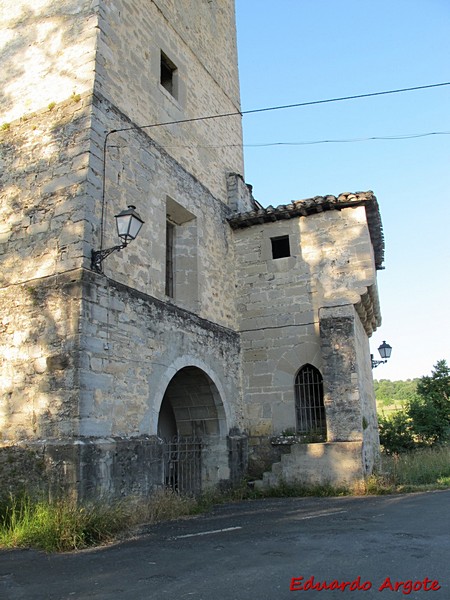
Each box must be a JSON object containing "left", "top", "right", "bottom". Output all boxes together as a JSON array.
[
  {"left": 411, "top": 359, "right": 450, "bottom": 444},
  {"left": 374, "top": 378, "right": 419, "bottom": 408},
  {"left": 378, "top": 410, "right": 415, "bottom": 455},
  {"left": 378, "top": 360, "right": 450, "bottom": 454}
]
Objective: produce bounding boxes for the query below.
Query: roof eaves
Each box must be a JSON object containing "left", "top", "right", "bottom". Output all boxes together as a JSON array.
[{"left": 228, "top": 191, "right": 385, "bottom": 270}]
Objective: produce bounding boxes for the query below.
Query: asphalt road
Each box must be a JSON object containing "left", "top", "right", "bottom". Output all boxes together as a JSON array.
[{"left": 0, "top": 490, "right": 449, "bottom": 600}]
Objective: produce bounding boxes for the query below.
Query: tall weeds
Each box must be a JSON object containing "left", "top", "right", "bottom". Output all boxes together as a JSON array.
[
  {"left": 1, "top": 446, "right": 449, "bottom": 552},
  {"left": 0, "top": 495, "right": 127, "bottom": 552},
  {"left": 0, "top": 488, "right": 200, "bottom": 552},
  {"left": 366, "top": 445, "right": 450, "bottom": 493},
  {"left": 381, "top": 445, "right": 450, "bottom": 486}
]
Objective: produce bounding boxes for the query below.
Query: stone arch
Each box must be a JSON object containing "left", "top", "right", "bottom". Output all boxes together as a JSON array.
[
  {"left": 157, "top": 366, "right": 226, "bottom": 439},
  {"left": 152, "top": 359, "right": 232, "bottom": 490},
  {"left": 273, "top": 339, "right": 323, "bottom": 388},
  {"left": 144, "top": 355, "right": 231, "bottom": 437},
  {"left": 268, "top": 338, "right": 323, "bottom": 434}
]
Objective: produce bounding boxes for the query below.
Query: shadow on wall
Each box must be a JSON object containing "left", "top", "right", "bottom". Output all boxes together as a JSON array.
[
  {"left": 0, "top": 276, "right": 81, "bottom": 443},
  {"left": 1, "top": 1, "right": 96, "bottom": 123},
  {"left": 0, "top": 272, "right": 85, "bottom": 498},
  {"left": 0, "top": 106, "right": 92, "bottom": 286}
]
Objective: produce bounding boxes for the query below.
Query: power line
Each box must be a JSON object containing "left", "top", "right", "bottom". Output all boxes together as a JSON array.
[
  {"left": 107, "top": 81, "right": 450, "bottom": 137},
  {"left": 155, "top": 131, "right": 450, "bottom": 149},
  {"left": 241, "top": 81, "right": 450, "bottom": 117},
  {"left": 245, "top": 131, "right": 450, "bottom": 147},
  {"left": 99, "top": 81, "right": 450, "bottom": 249}
]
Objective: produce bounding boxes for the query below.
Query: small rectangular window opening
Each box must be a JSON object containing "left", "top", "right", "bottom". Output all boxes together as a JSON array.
[
  {"left": 165, "top": 221, "right": 175, "bottom": 297},
  {"left": 160, "top": 51, "right": 177, "bottom": 98},
  {"left": 271, "top": 235, "right": 290, "bottom": 259}
]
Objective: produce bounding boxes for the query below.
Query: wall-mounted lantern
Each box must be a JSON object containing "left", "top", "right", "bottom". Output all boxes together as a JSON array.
[
  {"left": 91, "top": 205, "right": 144, "bottom": 274},
  {"left": 371, "top": 341, "right": 392, "bottom": 369}
]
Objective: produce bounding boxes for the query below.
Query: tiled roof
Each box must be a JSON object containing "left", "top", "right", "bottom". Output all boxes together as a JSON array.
[{"left": 228, "top": 191, "right": 385, "bottom": 270}]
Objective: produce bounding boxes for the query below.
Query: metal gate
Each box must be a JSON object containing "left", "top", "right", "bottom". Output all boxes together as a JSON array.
[{"left": 162, "top": 436, "right": 202, "bottom": 495}]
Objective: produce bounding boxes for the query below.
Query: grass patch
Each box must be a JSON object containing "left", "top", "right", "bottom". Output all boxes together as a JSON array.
[
  {"left": 127, "top": 488, "right": 198, "bottom": 526},
  {"left": 384, "top": 445, "right": 450, "bottom": 485},
  {"left": 0, "top": 489, "right": 200, "bottom": 553},
  {"left": 250, "top": 481, "right": 350, "bottom": 499},
  {"left": 0, "top": 483, "right": 350, "bottom": 553},
  {"left": 1, "top": 447, "right": 449, "bottom": 552},
  {"left": 364, "top": 445, "right": 450, "bottom": 494},
  {"left": 0, "top": 495, "right": 127, "bottom": 552}
]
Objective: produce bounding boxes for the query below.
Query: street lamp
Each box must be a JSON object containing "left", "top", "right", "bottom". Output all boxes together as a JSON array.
[
  {"left": 371, "top": 341, "right": 392, "bottom": 369},
  {"left": 91, "top": 205, "right": 144, "bottom": 274}
]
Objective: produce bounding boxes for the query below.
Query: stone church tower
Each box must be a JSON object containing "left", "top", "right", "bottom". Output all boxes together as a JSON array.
[{"left": 1, "top": 0, "right": 384, "bottom": 499}]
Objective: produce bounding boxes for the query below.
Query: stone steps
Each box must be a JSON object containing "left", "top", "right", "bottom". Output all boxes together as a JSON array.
[
  {"left": 253, "top": 441, "right": 365, "bottom": 490},
  {"left": 254, "top": 452, "right": 289, "bottom": 490}
]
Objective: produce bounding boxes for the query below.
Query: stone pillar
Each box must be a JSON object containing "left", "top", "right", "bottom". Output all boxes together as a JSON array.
[{"left": 319, "top": 304, "right": 363, "bottom": 443}]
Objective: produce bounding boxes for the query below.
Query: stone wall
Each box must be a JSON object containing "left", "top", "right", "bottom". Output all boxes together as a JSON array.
[
  {"left": 1, "top": 0, "right": 246, "bottom": 326},
  {"left": 233, "top": 205, "right": 379, "bottom": 439},
  {"left": 354, "top": 305, "right": 380, "bottom": 474},
  {"left": 319, "top": 304, "right": 363, "bottom": 442},
  {"left": 0, "top": 98, "right": 247, "bottom": 497},
  {"left": 257, "top": 441, "right": 365, "bottom": 489},
  {"left": 1, "top": 0, "right": 98, "bottom": 123},
  {"left": 78, "top": 270, "right": 243, "bottom": 439},
  {"left": 87, "top": 95, "right": 241, "bottom": 330},
  {"left": 0, "top": 95, "right": 242, "bottom": 323},
  {"left": 0, "top": 97, "right": 93, "bottom": 286},
  {"left": 320, "top": 303, "right": 379, "bottom": 474},
  {"left": 94, "top": 0, "right": 244, "bottom": 203},
  {"left": 1, "top": 433, "right": 248, "bottom": 501},
  {"left": 0, "top": 274, "right": 82, "bottom": 442},
  {"left": 232, "top": 204, "right": 381, "bottom": 475},
  {"left": 0, "top": 437, "right": 176, "bottom": 501},
  {"left": 0, "top": 266, "right": 246, "bottom": 497}
]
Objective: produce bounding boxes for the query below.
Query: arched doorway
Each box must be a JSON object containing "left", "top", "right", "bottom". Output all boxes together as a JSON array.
[
  {"left": 157, "top": 366, "right": 226, "bottom": 437},
  {"left": 294, "top": 364, "right": 327, "bottom": 442},
  {"left": 157, "top": 366, "right": 227, "bottom": 493}
]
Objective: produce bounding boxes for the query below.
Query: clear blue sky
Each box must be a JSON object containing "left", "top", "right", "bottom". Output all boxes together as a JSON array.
[{"left": 235, "top": 0, "right": 450, "bottom": 381}]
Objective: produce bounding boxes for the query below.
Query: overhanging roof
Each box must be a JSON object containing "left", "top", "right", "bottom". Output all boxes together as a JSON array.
[{"left": 228, "top": 191, "right": 385, "bottom": 270}]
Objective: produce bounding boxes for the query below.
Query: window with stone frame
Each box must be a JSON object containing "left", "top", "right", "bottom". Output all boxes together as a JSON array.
[
  {"left": 165, "top": 198, "right": 198, "bottom": 308},
  {"left": 271, "top": 235, "right": 290, "bottom": 259},
  {"left": 160, "top": 51, "right": 178, "bottom": 99},
  {"left": 165, "top": 220, "right": 175, "bottom": 298}
]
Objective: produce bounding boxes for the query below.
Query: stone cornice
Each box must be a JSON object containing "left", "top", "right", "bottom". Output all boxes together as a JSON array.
[{"left": 355, "top": 284, "right": 382, "bottom": 337}]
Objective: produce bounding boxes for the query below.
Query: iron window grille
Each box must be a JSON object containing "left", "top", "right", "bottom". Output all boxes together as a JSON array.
[{"left": 294, "top": 364, "right": 327, "bottom": 442}]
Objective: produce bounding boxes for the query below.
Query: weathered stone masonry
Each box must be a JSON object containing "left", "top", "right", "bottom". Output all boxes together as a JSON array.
[
  {"left": 1, "top": 0, "right": 386, "bottom": 498},
  {"left": 229, "top": 194, "right": 383, "bottom": 485}
]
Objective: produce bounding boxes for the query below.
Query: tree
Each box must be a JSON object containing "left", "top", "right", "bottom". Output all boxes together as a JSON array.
[
  {"left": 374, "top": 379, "right": 419, "bottom": 408},
  {"left": 408, "top": 360, "right": 450, "bottom": 446},
  {"left": 378, "top": 360, "right": 450, "bottom": 454}
]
